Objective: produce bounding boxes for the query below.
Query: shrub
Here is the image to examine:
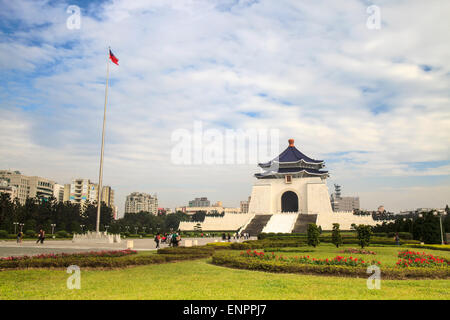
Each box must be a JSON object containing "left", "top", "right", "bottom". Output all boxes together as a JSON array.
[
  {"left": 307, "top": 223, "right": 320, "bottom": 247},
  {"left": 355, "top": 225, "right": 372, "bottom": 248},
  {"left": 0, "top": 249, "right": 209, "bottom": 270},
  {"left": 157, "top": 246, "right": 214, "bottom": 256},
  {"left": 25, "top": 230, "right": 36, "bottom": 237},
  {"left": 331, "top": 223, "right": 342, "bottom": 248},
  {"left": 56, "top": 230, "right": 69, "bottom": 238},
  {"left": 0, "top": 230, "right": 8, "bottom": 238}
]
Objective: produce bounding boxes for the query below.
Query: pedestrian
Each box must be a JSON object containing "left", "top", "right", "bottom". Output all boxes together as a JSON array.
[
  {"left": 36, "top": 229, "right": 42, "bottom": 244},
  {"left": 155, "top": 233, "right": 161, "bottom": 249},
  {"left": 17, "top": 231, "right": 23, "bottom": 243},
  {"left": 222, "top": 233, "right": 226, "bottom": 242},
  {"left": 394, "top": 232, "right": 400, "bottom": 246}
]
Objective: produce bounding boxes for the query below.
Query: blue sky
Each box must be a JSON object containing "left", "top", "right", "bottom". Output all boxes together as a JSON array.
[{"left": 0, "top": 0, "right": 449, "bottom": 216}]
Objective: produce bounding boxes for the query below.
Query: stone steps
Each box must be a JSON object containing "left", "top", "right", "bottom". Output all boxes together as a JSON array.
[
  {"left": 291, "top": 214, "right": 318, "bottom": 233},
  {"left": 242, "top": 215, "right": 272, "bottom": 236}
]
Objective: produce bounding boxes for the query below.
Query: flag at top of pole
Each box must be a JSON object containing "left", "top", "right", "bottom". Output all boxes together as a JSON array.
[{"left": 109, "top": 48, "right": 119, "bottom": 65}]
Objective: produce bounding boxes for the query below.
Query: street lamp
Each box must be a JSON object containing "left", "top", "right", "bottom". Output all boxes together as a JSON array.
[
  {"left": 142, "top": 226, "right": 146, "bottom": 234},
  {"left": 105, "top": 225, "right": 109, "bottom": 233},
  {"left": 51, "top": 224, "right": 56, "bottom": 235},
  {"left": 433, "top": 211, "right": 445, "bottom": 245},
  {"left": 134, "top": 226, "right": 138, "bottom": 234},
  {"left": 13, "top": 222, "right": 19, "bottom": 234},
  {"left": 80, "top": 224, "right": 85, "bottom": 233},
  {"left": 19, "top": 223, "right": 24, "bottom": 232}
]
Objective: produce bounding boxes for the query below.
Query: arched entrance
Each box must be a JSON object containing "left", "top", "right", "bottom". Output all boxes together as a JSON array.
[{"left": 281, "top": 191, "right": 298, "bottom": 212}]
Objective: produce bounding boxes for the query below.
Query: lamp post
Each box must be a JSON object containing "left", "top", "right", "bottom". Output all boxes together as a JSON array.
[
  {"left": 19, "top": 223, "right": 24, "bottom": 232},
  {"left": 51, "top": 224, "right": 56, "bottom": 235},
  {"left": 105, "top": 225, "right": 109, "bottom": 233},
  {"left": 142, "top": 226, "right": 146, "bottom": 234},
  {"left": 80, "top": 224, "right": 85, "bottom": 233},
  {"left": 13, "top": 222, "right": 19, "bottom": 234},
  {"left": 433, "top": 211, "right": 445, "bottom": 245},
  {"left": 134, "top": 226, "right": 138, "bottom": 235}
]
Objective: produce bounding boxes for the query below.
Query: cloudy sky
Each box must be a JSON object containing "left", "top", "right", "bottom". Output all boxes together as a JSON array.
[{"left": 1, "top": 0, "right": 449, "bottom": 216}]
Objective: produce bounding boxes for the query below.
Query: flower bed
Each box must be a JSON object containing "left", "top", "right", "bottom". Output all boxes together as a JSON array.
[
  {"left": 0, "top": 249, "right": 137, "bottom": 261},
  {"left": 396, "top": 250, "right": 449, "bottom": 268},
  {"left": 0, "top": 249, "right": 210, "bottom": 270},
  {"left": 340, "top": 248, "right": 376, "bottom": 255},
  {"left": 211, "top": 251, "right": 450, "bottom": 279},
  {"left": 240, "top": 250, "right": 381, "bottom": 267}
]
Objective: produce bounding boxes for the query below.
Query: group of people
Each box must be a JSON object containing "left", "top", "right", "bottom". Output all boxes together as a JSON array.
[
  {"left": 15, "top": 229, "right": 45, "bottom": 244},
  {"left": 221, "top": 232, "right": 251, "bottom": 242},
  {"left": 154, "top": 232, "right": 181, "bottom": 248}
]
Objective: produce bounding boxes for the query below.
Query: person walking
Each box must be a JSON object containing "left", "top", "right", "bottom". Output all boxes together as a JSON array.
[
  {"left": 155, "top": 233, "right": 161, "bottom": 249},
  {"left": 394, "top": 232, "right": 400, "bottom": 246},
  {"left": 17, "top": 231, "right": 23, "bottom": 244},
  {"left": 227, "top": 233, "right": 231, "bottom": 242},
  {"left": 36, "top": 229, "right": 42, "bottom": 244}
]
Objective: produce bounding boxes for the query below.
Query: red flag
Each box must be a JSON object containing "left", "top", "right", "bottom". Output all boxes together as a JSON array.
[{"left": 109, "top": 49, "right": 119, "bottom": 65}]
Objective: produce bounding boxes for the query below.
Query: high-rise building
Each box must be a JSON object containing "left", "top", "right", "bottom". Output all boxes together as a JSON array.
[
  {"left": 125, "top": 192, "right": 158, "bottom": 215},
  {"left": 0, "top": 170, "right": 55, "bottom": 204},
  {"left": 53, "top": 184, "right": 65, "bottom": 202},
  {"left": 0, "top": 178, "right": 18, "bottom": 200},
  {"left": 63, "top": 179, "right": 114, "bottom": 207},
  {"left": 240, "top": 196, "right": 251, "bottom": 213},
  {"left": 330, "top": 184, "right": 360, "bottom": 212},
  {"left": 189, "top": 197, "right": 210, "bottom": 207}
]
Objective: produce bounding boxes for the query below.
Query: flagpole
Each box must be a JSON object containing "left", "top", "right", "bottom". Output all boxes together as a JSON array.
[{"left": 96, "top": 48, "right": 110, "bottom": 234}]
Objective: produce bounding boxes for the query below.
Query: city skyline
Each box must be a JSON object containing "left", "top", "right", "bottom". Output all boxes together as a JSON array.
[{"left": 1, "top": 0, "right": 449, "bottom": 215}]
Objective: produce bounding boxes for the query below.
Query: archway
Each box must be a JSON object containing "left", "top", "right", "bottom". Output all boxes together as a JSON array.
[{"left": 281, "top": 191, "right": 298, "bottom": 212}]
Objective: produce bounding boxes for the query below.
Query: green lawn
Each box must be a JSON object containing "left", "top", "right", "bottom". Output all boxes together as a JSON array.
[{"left": 0, "top": 244, "right": 449, "bottom": 300}]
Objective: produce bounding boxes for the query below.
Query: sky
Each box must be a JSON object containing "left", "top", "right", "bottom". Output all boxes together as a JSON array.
[{"left": 0, "top": 0, "right": 449, "bottom": 217}]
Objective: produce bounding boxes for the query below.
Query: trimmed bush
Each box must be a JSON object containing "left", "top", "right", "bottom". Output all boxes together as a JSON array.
[
  {"left": 25, "top": 230, "right": 36, "bottom": 237},
  {"left": 0, "top": 230, "right": 8, "bottom": 238},
  {"left": 355, "top": 225, "right": 372, "bottom": 248},
  {"left": 56, "top": 230, "right": 69, "bottom": 238},
  {"left": 307, "top": 223, "right": 320, "bottom": 247},
  {"left": 0, "top": 249, "right": 209, "bottom": 270},
  {"left": 331, "top": 223, "right": 342, "bottom": 248}
]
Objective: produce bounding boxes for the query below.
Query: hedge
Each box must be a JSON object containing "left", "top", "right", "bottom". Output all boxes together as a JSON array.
[
  {"left": 0, "top": 247, "right": 213, "bottom": 270},
  {"left": 230, "top": 237, "right": 420, "bottom": 250},
  {"left": 406, "top": 244, "right": 450, "bottom": 252},
  {"left": 258, "top": 232, "right": 415, "bottom": 241},
  {"left": 157, "top": 246, "right": 215, "bottom": 255},
  {"left": 211, "top": 251, "right": 450, "bottom": 279}
]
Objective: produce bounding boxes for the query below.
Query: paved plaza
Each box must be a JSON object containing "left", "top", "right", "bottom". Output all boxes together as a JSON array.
[{"left": 0, "top": 237, "right": 252, "bottom": 258}]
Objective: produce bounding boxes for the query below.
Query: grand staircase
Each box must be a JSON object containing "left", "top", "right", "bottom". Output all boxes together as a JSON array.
[
  {"left": 242, "top": 215, "right": 272, "bottom": 236},
  {"left": 291, "top": 214, "right": 318, "bottom": 233}
]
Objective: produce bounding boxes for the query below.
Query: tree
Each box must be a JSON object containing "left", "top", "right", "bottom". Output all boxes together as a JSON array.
[
  {"left": 331, "top": 223, "right": 342, "bottom": 248},
  {"left": 307, "top": 223, "right": 320, "bottom": 247},
  {"left": 355, "top": 224, "right": 372, "bottom": 248}
]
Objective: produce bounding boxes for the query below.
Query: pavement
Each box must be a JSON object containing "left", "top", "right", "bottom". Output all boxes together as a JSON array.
[{"left": 0, "top": 237, "right": 253, "bottom": 257}]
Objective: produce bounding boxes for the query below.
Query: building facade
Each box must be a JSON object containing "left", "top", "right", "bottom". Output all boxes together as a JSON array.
[
  {"left": 189, "top": 197, "right": 210, "bottom": 207},
  {"left": 330, "top": 184, "right": 360, "bottom": 212},
  {"left": 53, "top": 184, "right": 65, "bottom": 202},
  {"left": 63, "top": 179, "right": 114, "bottom": 207},
  {"left": 240, "top": 196, "right": 251, "bottom": 213},
  {"left": 125, "top": 192, "right": 158, "bottom": 215},
  {"left": 0, "top": 170, "right": 55, "bottom": 204}
]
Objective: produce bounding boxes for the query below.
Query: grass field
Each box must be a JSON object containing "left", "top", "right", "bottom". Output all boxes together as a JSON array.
[{"left": 0, "top": 244, "right": 449, "bottom": 300}]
